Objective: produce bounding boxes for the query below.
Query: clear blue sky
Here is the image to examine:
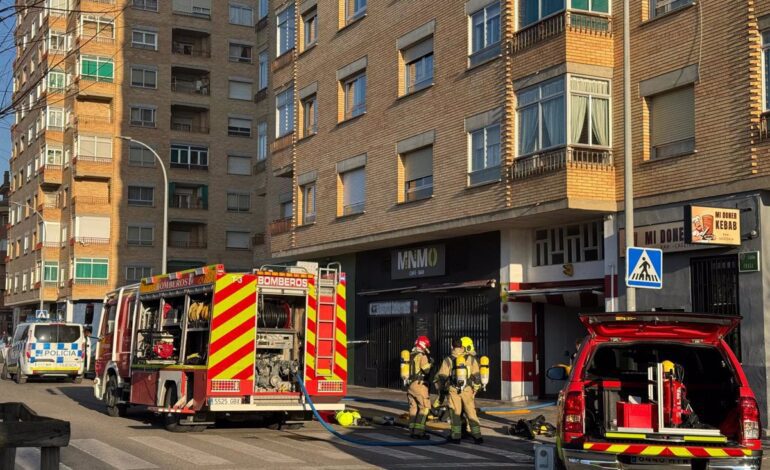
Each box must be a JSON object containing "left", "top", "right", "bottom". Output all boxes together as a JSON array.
[{"left": 0, "top": 0, "right": 16, "bottom": 171}]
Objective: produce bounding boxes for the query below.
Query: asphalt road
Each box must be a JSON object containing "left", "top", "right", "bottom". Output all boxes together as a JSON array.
[{"left": 0, "top": 378, "right": 537, "bottom": 469}]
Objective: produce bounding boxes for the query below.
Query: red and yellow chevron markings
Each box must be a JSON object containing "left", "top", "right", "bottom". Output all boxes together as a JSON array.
[
  {"left": 208, "top": 274, "right": 258, "bottom": 382},
  {"left": 334, "top": 275, "right": 348, "bottom": 383},
  {"left": 305, "top": 276, "right": 317, "bottom": 381},
  {"left": 584, "top": 442, "right": 753, "bottom": 458}
]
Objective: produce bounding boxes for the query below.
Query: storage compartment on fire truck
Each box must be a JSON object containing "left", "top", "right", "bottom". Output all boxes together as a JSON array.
[
  {"left": 254, "top": 294, "right": 305, "bottom": 393},
  {"left": 583, "top": 342, "right": 741, "bottom": 443}
]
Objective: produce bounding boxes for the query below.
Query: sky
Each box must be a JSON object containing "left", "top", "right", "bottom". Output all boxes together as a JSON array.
[{"left": 0, "top": 0, "right": 16, "bottom": 171}]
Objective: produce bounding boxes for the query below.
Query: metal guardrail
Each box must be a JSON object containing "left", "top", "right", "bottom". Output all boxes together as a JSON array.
[
  {"left": 512, "top": 10, "right": 611, "bottom": 52},
  {"left": 512, "top": 146, "right": 613, "bottom": 179}
]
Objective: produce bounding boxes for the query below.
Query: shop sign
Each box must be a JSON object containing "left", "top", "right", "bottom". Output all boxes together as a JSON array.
[
  {"left": 368, "top": 300, "right": 417, "bottom": 316},
  {"left": 619, "top": 222, "right": 709, "bottom": 253},
  {"left": 391, "top": 244, "right": 445, "bottom": 279},
  {"left": 739, "top": 251, "right": 760, "bottom": 273},
  {"left": 685, "top": 206, "right": 741, "bottom": 246}
]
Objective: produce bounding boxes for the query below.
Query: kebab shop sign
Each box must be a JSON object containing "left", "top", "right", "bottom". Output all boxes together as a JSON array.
[
  {"left": 619, "top": 222, "right": 693, "bottom": 253},
  {"left": 685, "top": 205, "right": 741, "bottom": 246}
]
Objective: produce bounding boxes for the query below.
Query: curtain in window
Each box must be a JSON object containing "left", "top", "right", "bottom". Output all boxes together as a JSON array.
[
  {"left": 518, "top": 105, "right": 538, "bottom": 155},
  {"left": 571, "top": 94, "right": 588, "bottom": 144},
  {"left": 542, "top": 96, "right": 565, "bottom": 149},
  {"left": 486, "top": 125, "right": 501, "bottom": 166},
  {"left": 591, "top": 97, "right": 609, "bottom": 146}
]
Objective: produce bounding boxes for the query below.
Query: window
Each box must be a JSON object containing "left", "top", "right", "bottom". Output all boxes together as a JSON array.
[
  {"left": 402, "top": 146, "right": 433, "bottom": 202},
  {"left": 47, "top": 70, "right": 66, "bottom": 90},
  {"left": 126, "top": 265, "right": 153, "bottom": 281},
  {"left": 48, "top": 31, "right": 68, "bottom": 52},
  {"left": 75, "top": 258, "right": 109, "bottom": 281},
  {"left": 133, "top": 0, "right": 159, "bottom": 11},
  {"left": 258, "top": 51, "right": 268, "bottom": 89},
  {"left": 44, "top": 261, "right": 58, "bottom": 282},
  {"left": 128, "top": 144, "right": 156, "bottom": 167},
  {"left": 127, "top": 185, "right": 154, "bottom": 206},
  {"left": 301, "top": 183, "right": 316, "bottom": 224},
  {"left": 229, "top": 80, "right": 253, "bottom": 100},
  {"left": 173, "top": 0, "right": 212, "bottom": 18},
  {"left": 258, "top": 0, "right": 268, "bottom": 19},
  {"left": 763, "top": 31, "right": 770, "bottom": 111},
  {"left": 46, "top": 146, "right": 63, "bottom": 165},
  {"left": 302, "top": 95, "right": 317, "bottom": 136},
  {"left": 228, "top": 117, "right": 252, "bottom": 137},
  {"left": 228, "top": 155, "right": 252, "bottom": 175},
  {"left": 303, "top": 8, "right": 317, "bottom": 49},
  {"left": 571, "top": 0, "right": 609, "bottom": 13},
  {"left": 132, "top": 29, "right": 158, "bottom": 50},
  {"left": 403, "top": 39, "right": 433, "bottom": 94},
  {"left": 343, "top": 73, "right": 366, "bottom": 119},
  {"left": 570, "top": 77, "right": 610, "bottom": 147},
  {"left": 81, "top": 15, "right": 115, "bottom": 41},
  {"left": 345, "top": 0, "right": 366, "bottom": 21},
  {"left": 127, "top": 225, "right": 154, "bottom": 246},
  {"left": 77, "top": 135, "right": 112, "bottom": 159},
  {"left": 517, "top": 77, "right": 565, "bottom": 156},
  {"left": 471, "top": 3, "right": 501, "bottom": 55},
  {"left": 226, "top": 231, "right": 250, "bottom": 250},
  {"left": 280, "top": 198, "right": 293, "bottom": 219},
  {"left": 46, "top": 107, "right": 65, "bottom": 129},
  {"left": 469, "top": 124, "right": 501, "bottom": 184},
  {"left": 276, "top": 86, "right": 295, "bottom": 137},
  {"left": 650, "top": 0, "right": 691, "bottom": 18},
  {"left": 519, "top": 0, "right": 562, "bottom": 28},
  {"left": 340, "top": 167, "right": 365, "bottom": 215},
  {"left": 129, "top": 106, "right": 156, "bottom": 127},
  {"left": 277, "top": 5, "right": 295, "bottom": 56},
  {"left": 650, "top": 85, "right": 695, "bottom": 159},
  {"left": 229, "top": 4, "right": 253, "bottom": 26},
  {"left": 534, "top": 221, "right": 603, "bottom": 266},
  {"left": 170, "top": 144, "right": 209, "bottom": 168},
  {"left": 230, "top": 43, "right": 253, "bottom": 63},
  {"left": 80, "top": 55, "right": 114, "bottom": 82},
  {"left": 257, "top": 122, "right": 268, "bottom": 160},
  {"left": 130, "top": 66, "right": 157, "bottom": 88},
  {"left": 227, "top": 192, "right": 250, "bottom": 212}
]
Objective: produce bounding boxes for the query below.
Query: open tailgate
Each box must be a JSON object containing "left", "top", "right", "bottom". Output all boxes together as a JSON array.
[{"left": 580, "top": 312, "right": 740, "bottom": 342}]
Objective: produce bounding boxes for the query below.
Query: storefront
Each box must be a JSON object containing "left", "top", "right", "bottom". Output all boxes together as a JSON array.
[{"left": 353, "top": 232, "right": 502, "bottom": 399}]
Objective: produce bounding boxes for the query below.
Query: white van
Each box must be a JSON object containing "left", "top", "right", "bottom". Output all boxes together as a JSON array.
[{"left": 1, "top": 322, "right": 85, "bottom": 384}]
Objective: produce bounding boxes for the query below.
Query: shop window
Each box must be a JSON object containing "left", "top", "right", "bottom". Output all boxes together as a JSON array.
[{"left": 533, "top": 220, "right": 603, "bottom": 266}]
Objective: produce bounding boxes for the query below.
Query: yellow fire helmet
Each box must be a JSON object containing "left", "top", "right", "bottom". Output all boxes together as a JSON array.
[
  {"left": 460, "top": 336, "right": 475, "bottom": 353},
  {"left": 662, "top": 360, "right": 675, "bottom": 374}
]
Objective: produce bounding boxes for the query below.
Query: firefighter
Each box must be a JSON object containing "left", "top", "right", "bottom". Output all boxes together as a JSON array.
[
  {"left": 405, "top": 336, "right": 433, "bottom": 439},
  {"left": 436, "top": 338, "right": 483, "bottom": 444}
]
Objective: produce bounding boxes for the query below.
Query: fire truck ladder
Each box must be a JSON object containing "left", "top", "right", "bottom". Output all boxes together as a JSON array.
[{"left": 315, "top": 265, "right": 339, "bottom": 378}]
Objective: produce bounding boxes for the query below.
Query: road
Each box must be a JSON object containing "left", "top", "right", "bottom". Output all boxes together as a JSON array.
[{"left": 0, "top": 379, "right": 537, "bottom": 469}]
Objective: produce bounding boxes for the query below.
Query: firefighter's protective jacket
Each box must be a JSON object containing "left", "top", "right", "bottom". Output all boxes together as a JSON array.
[
  {"left": 436, "top": 347, "right": 481, "bottom": 389},
  {"left": 410, "top": 349, "right": 431, "bottom": 383}
]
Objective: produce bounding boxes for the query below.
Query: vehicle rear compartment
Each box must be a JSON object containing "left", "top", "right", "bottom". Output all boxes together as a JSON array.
[{"left": 583, "top": 342, "right": 741, "bottom": 444}]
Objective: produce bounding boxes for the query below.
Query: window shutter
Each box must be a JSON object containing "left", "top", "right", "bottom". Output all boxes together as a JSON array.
[
  {"left": 75, "top": 216, "right": 110, "bottom": 238},
  {"left": 403, "top": 146, "right": 433, "bottom": 181},
  {"left": 228, "top": 156, "right": 251, "bottom": 174},
  {"left": 229, "top": 81, "right": 252, "bottom": 100},
  {"left": 651, "top": 86, "right": 694, "bottom": 147},
  {"left": 403, "top": 37, "right": 433, "bottom": 64}
]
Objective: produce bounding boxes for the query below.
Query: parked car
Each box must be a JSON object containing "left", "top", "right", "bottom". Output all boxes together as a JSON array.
[
  {"left": 548, "top": 312, "right": 762, "bottom": 470},
  {"left": 1, "top": 321, "right": 86, "bottom": 384}
]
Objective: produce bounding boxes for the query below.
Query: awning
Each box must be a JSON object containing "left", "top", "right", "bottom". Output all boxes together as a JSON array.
[
  {"left": 507, "top": 285, "right": 604, "bottom": 308},
  {"left": 358, "top": 286, "right": 417, "bottom": 296},
  {"left": 357, "top": 279, "right": 496, "bottom": 296}
]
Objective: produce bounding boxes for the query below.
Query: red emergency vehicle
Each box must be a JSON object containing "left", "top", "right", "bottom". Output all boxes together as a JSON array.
[{"left": 93, "top": 263, "right": 347, "bottom": 431}]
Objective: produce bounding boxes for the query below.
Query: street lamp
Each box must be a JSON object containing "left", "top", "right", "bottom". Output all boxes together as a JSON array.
[
  {"left": 116, "top": 137, "right": 167, "bottom": 273},
  {"left": 9, "top": 201, "right": 45, "bottom": 314}
]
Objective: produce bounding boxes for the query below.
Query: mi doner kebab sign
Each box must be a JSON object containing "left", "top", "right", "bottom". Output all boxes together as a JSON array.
[{"left": 685, "top": 205, "right": 741, "bottom": 246}]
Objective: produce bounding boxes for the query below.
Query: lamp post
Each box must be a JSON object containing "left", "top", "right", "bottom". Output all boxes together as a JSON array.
[
  {"left": 623, "top": 0, "right": 635, "bottom": 311},
  {"left": 116, "top": 137, "right": 167, "bottom": 273},
  {"left": 9, "top": 201, "right": 45, "bottom": 314}
]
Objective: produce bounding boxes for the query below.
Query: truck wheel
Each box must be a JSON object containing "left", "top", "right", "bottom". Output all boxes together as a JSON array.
[
  {"left": 163, "top": 385, "right": 188, "bottom": 433},
  {"left": 104, "top": 375, "right": 127, "bottom": 417},
  {"left": 15, "top": 372, "right": 27, "bottom": 384}
]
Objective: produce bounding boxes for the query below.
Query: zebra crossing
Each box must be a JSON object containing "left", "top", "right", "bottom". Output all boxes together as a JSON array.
[{"left": 14, "top": 431, "right": 534, "bottom": 470}]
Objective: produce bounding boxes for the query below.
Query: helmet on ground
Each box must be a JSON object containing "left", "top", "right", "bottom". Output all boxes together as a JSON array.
[
  {"left": 460, "top": 336, "right": 475, "bottom": 353},
  {"left": 414, "top": 336, "right": 431, "bottom": 351}
]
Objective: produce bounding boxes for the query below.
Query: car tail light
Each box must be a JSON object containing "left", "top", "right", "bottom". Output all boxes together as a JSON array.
[
  {"left": 739, "top": 396, "right": 761, "bottom": 446},
  {"left": 563, "top": 391, "right": 585, "bottom": 441}
]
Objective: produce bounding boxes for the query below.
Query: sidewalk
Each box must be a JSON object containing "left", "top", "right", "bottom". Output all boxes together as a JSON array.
[{"left": 343, "top": 385, "right": 559, "bottom": 440}]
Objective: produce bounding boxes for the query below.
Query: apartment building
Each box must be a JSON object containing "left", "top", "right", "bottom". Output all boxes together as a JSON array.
[
  {"left": 8, "top": 0, "right": 268, "bottom": 323},
  {"left": 262, "top": 0, "right": 770, "bottom": 418},
  {"left": 0, "top": 172, "right": 10, "bottom": 335}
]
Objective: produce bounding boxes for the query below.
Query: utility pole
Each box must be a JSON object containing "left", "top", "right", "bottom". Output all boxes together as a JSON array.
[{"left": 623, "top": 0, "right": 635, "bottom": 311}]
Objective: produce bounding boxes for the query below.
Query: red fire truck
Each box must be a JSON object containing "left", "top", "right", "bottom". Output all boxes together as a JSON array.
[{"left": 92, "top": 263, "right": 347, "bottom": 431}]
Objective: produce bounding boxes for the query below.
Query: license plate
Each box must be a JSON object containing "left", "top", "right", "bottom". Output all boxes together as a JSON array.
[
  {"left": 209, "top": 397, "right": 242, "bottom": 406},
  {"left": 629, "top": 456, "right": 689, "bottom": 465}
]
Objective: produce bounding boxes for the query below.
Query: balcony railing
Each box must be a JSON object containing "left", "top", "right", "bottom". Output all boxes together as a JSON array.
[
  {"left": 758, "top": 113, "right": 770, "bottom": 141},
  {"left": 169, "top": 198, "right": 207, "bottom": 209},
  {"left": 171, "top": 122, "right": 209, "bottom": 133},
  {"left": 268, "top": 218, "right": 292, "bottom": 236},
  {"left": 171, "top": 80, "right": 210, "bottom": 96},
  {"left": 76, "top": 114, "right": 113, "bottom": 125},
  {"left": 71, "top": 237, "right": 110, "bottom": 245},
  {"left": 168, "top": 240, "right": 207, "bottom": 249},
  {"left": 512, "top": 146, "right": 613, "bottom": 180},
  {"left": 72, "top": 196, "right": 110, "bottom": 206},
  {"left": 512, "top": 10, "right": 611, "bottom": 53},
  {"left": 172, "top": 43, "right": 211, "bottom": 57},
  {"left": 72, "top": 278, "right": 109, "bottom": 286}
]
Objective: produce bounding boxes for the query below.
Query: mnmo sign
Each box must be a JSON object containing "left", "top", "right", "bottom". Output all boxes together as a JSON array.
[{"left": 391, "top": 244, "right": 446, "bottom": 279}]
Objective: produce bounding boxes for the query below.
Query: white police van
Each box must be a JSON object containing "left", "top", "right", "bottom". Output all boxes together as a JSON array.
[{"left": 1, "top": 321, "right": 85, "bottom": 384}]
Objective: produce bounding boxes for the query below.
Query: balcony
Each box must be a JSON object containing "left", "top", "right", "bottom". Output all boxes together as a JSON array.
[
  {"left": 71, "top": 195, "right": 111, "bottom": 214},
  {"left": 269, "top": 218, "right": 292, "bottom": 236},
  {"left": 171, "top": 67, "right": 210, "bottom": 96},
  {"left": 512, "top": 146, "right": 612, "bottom": 179},
  {"left": 172, "top": 29, "right": 211, "bottom": 58},
  {"left": 73, "top": 156, "right": 113, "bottom": 179},
  {"left": 38, "top": 164, "right": 63, "bottom": 186},
  {"left": 512, "top": 10, "right": 611, "bottom": 53},
  {"left": 169, "top": 183, "right": 208, "bottom": 210},
  {"left": 170, "top": 104, "right": 209, "bottom": 134},
  {"left": 168, "top": 222, "right": 207, "bottom": 249},
  {"left": 757, "top": 112, "right": 770, "bottom": 141},
  {"left": 271, "top": 135, "right": 293, "bottom": 177}
]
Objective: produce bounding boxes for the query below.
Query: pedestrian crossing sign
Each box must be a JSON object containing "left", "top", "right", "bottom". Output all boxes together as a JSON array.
[{"left": 626, "top": 247, "right": 663, "bottom": 289}]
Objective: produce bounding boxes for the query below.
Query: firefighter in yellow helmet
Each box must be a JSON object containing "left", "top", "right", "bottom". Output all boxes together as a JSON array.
[
  {"left": 406, "top": 336, "right": 433, "bottom": 439},
  {"left": 436, "top": 337, "right": 483, "bottom": 444}
]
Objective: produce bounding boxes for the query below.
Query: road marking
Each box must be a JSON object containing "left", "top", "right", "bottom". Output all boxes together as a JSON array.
[
  {"left": 463, "top": 444, "right": 533, "bottom": 462},
  {"left": 14, "top": 448, "right": 72, "bottom": 470},
  {"left": 190, "top": 435, "right": 303, "bottom": 463},
  {"left": 391, "top": 463, "right": 531, "bottom": 468},
  {"left": 333, "top": 439, "right": 430, "bottom": 461},
  {"left": 128, "top": 436, "right": 231, "bottom": 466},
  {"left": 70, "top": 439, "right": 158, "bottom": 470},
  {"left": 259, "top": 437, "right": 359, "bottom": 460},
  {"left": 364, "top": 433, "right": 486, "bottom": 460}
]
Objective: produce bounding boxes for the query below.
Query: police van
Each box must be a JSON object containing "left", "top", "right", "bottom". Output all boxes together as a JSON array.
[{"left": 1, "top": 321, "right": 86, "bottom": 384}]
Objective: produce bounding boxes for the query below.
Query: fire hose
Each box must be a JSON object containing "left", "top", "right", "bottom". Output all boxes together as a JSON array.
[{"left": 295, "top": 374, "right": 448, "bottom": 447}]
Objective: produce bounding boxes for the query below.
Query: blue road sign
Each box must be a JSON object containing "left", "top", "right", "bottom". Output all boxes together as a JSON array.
[{"left": 626, "top": 247, "right": 663, "bottom": 289}]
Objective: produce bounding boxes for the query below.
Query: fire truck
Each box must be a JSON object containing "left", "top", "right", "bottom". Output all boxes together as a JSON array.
[{"left": 92, "top": 263, "right": 347, "bottom": 431}]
